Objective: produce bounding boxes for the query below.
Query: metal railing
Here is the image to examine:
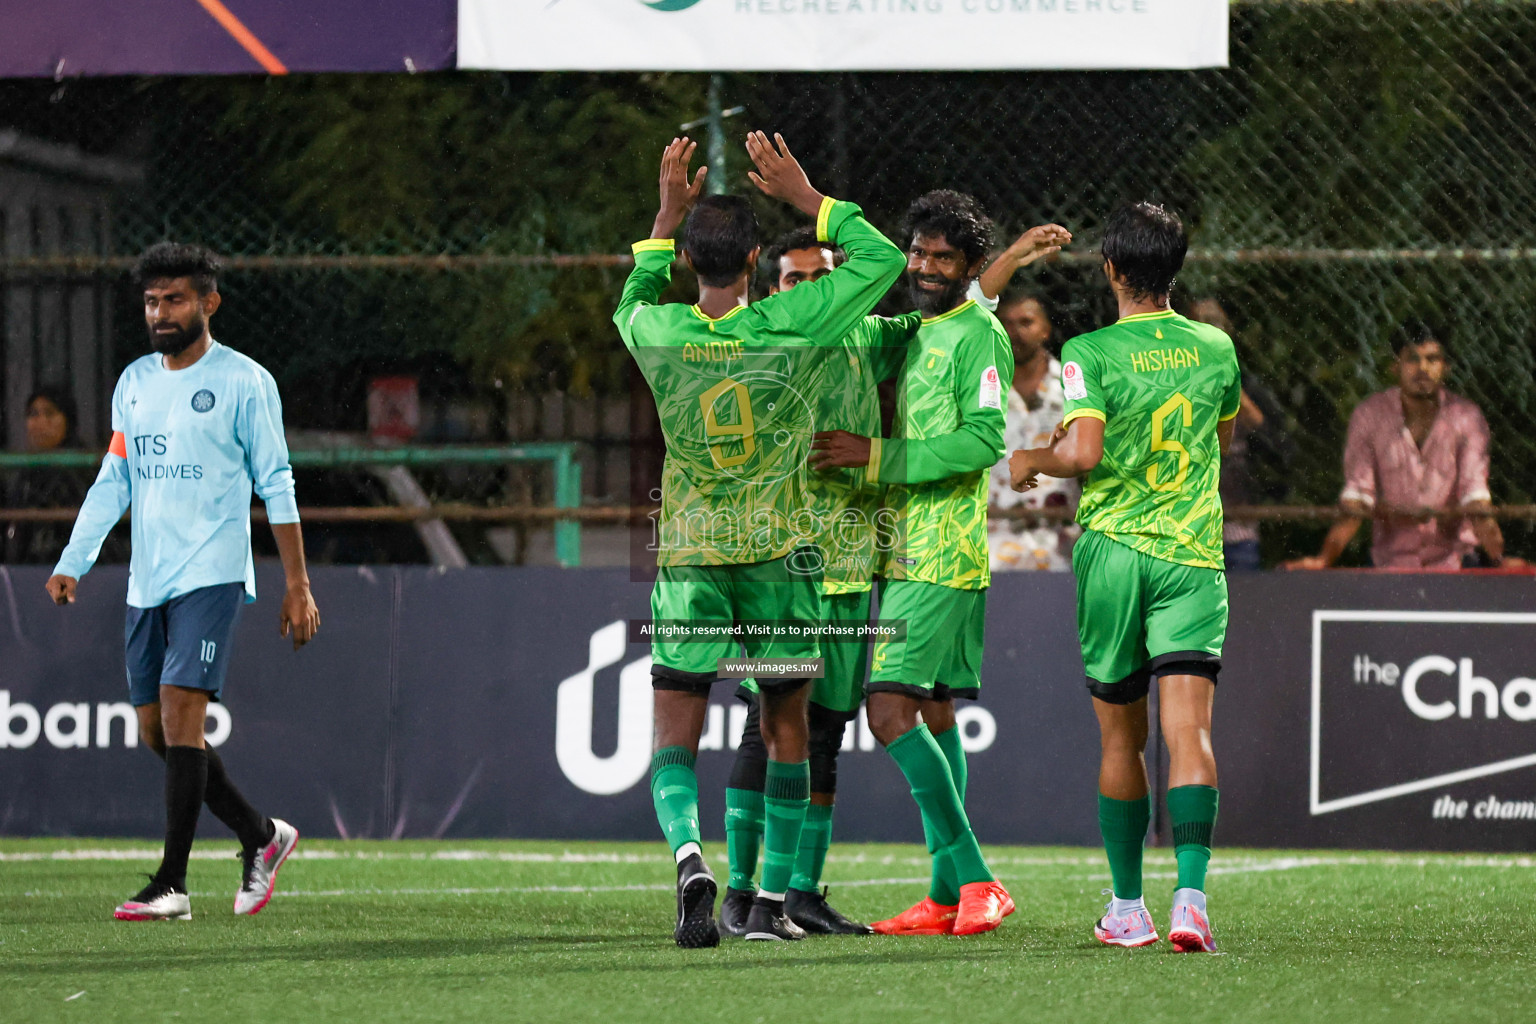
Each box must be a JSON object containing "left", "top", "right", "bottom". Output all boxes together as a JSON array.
[{"left": 0, "top": 442, "right": 586, "bottom": 567}]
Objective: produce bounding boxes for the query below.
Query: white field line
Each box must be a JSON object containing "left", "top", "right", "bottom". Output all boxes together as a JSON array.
[
  {"left": 0, "top": 849, "right": 660, "bottom": 864},
  {"left": 17, "top": 877, "right": 935, "bottom": 899},
  {"left": 0, "top": 849, "right": 1105, "bottom": 866},
  {"left": 4, "top": 848, "right": 1536, "bottom": 873},
  {"left": 14, "top": 850, "right": 1536, "bottom": 902}
]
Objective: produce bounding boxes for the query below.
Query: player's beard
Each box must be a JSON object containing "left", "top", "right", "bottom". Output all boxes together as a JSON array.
[
  {"left": 907, "top": 271, "right": 969, "bottom": 317},
  {"left": 149, "top": 313, "right": 205, "bottom": 356}
]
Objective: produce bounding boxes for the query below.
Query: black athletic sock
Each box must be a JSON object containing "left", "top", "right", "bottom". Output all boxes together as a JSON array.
[
  {"left": 203, "top": 748, "right": 272, "bottom": 850},
  {"left": 154, "top": 745, "right": 208, "bottom": 892}
]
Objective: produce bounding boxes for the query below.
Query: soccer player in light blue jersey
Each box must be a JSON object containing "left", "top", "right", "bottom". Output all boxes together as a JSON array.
[{"left": 47, "top": 243, "right": 321, "bottom": 922}]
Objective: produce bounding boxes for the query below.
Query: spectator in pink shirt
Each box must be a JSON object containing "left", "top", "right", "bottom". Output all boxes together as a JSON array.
[{"left": 1285, "top": 322, "right": 1518, "bottom": 571}]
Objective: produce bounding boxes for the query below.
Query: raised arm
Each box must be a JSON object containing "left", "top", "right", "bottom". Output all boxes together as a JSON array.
[
  {"left": 614, "top": 138, "right": 708, "bottom": 345},
  {"left": 975, "top": 224, "right": 1072, "bottom": 301},
  {"left": 747, "top": 133, "right": 906, "bottom": 344}
]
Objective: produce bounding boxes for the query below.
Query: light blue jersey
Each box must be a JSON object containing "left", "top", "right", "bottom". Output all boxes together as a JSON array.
[{"left": 54, "top": 340, "right": 300, "bottom": 608}]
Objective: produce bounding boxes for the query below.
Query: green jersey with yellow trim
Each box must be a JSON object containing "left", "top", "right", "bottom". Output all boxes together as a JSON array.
[
  {"left": 614, "top": 198, "right": 906, "bottom": 567},
  {"left": 872, "top": 299, "right": 1012, "bottom": 591},
  {"left": 814, "top": 314, "right": 916, "bottom": 593},
  {"left": 1060, "top": 309, "right": 1242, "bottom": 569}
]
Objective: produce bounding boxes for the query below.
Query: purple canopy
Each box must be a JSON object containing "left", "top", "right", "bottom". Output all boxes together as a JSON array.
[{"left": 0, "top": 0, "right": 455, "bottom": 77}]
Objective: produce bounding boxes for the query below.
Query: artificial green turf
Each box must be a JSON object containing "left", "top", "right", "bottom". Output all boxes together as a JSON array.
[{"left": 2, "top": 839, "right": 1531, "bottom": 1024}]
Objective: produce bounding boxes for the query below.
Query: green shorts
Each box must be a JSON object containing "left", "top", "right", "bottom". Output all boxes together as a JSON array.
[
  {"left": 738, "top": 589, "right": 871, "bottom": 715},
  {"left": 1073, "top": 529, "right": 1227, "bottom": 704},
  {"left": 650, "top": 549, "right": 822, "bottom": 694},
  {"left": 867, "top": 580, "right": 985, "bottom": 701}
]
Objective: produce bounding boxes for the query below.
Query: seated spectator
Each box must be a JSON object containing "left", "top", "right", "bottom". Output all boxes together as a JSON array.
[
  {"left": 966, "top": 224, "right": 1080, "bottom": 571},
  {"left": 1285, "top": 322, "right": 1518, "bottom": 570},
  {"left": 986, "top": 291, "right": 1079, "bottom": 571},
  {"left": 4, "top": 387, "right": 92, "bottom": 564}
]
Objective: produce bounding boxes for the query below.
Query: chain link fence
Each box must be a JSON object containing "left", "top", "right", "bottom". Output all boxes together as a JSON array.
[{"left": 2, "top": 0, "right": 1535, "bottom": 564}]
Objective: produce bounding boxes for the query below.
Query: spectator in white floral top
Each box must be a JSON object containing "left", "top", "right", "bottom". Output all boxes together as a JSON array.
[{"left": 964, "top": 222, "right": 1080, "bottom": 570}]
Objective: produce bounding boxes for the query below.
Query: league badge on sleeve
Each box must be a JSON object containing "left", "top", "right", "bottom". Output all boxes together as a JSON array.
[
  {"left": 1062, "top": 362, "right": 1088, "bottom": 402},
  {"left": 979, "top": 365, "right": 1002, "bottom": 410},
  {"left": 191, "top": 389, "right": 216, "bottom": 413}
]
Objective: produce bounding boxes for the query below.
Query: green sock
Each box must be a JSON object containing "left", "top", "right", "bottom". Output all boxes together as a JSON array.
[
  {"left": 934, "top": 726, "right": 968, "bottom": 799},
  {"left": 760, "top": 760, "right": 810, "bottom": 896},
  {"left": 886, "top": 725, "right": 993, "bottom": 888},
  {"left": 927, "top": 727, "right": 969, "bottom": 905},
  {"left": 789, "top": 803, "right": 834, "bottom": 893},
  {"left": 724, "top": 787, "right": 765, "bottom": 892},
  {"left": 1097, "top": 793, "right": 1151, "bottom": 900},
  {"left": 650, "top": 747, "right": 701, "bottom": 856},
  {"left": 919, "top": 810, "right": 960, "bottom": 906},
  {"left": 1167, "top": 785, "right": 1219, "bottom": 892}
]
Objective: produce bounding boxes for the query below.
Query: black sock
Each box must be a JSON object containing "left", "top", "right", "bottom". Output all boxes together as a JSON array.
[
  {"left": 155, "top": 746, "right": 208, "bottom": 892},
  {"left": 204, "top": 748, "right": 272, "bottom": 850}
]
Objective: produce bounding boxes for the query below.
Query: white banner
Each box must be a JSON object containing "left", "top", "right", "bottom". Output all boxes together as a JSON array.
[{"left": 458, "top": 0, "right": 1228, "bottom": 72}]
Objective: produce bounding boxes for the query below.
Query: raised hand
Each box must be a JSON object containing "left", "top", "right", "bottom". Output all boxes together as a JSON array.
[
  {"left": 1004, "top": 224, "right": 1072, "bottom": 268},
  {"left": 745, "top": 132, "right": 824, "bottom": 217},
  {"left": 652, "top": 137, "right": 709, "bottom": 240},
  {"left": 977, "top": 224, "right": 1073, "bottom": 299}
]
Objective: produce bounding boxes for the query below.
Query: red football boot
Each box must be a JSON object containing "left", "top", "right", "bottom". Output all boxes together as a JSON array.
[
  {"left": 870, "top": 897, "right": 959, "bottom": 935},
  {"left": 953, "top": 881, "right": 1015, "bottom": 935}
]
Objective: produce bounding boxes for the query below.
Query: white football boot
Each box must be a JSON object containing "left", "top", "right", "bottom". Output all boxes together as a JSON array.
[
  {"left": 115, "top": 880, "right": 192, "bottom": 921},
  {"left": 1168, "top": 888, "right": 1218, "bottom": 953},
  {"left": 235, "top": 818, "right": 299, "bottom": 915},
  {"left": 1093, "top": 891, "right": 1159, "bottom": 948}
]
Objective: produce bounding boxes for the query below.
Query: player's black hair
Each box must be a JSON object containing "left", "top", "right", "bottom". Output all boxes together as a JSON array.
[
  {"left": 1101, "top": 202, "right": 1187, "bottom": 301},
  {"left": 760, "top": 225, "right": 845, "bottom": 293},
  {"left": 764, "top": 225, "right": 845, "bottom": 271},
  {"left": 681, "top": 196, "right": 760, "bottom": 288},
  {"left": 1391, "top": 319, "right": 1447, "bottom": 356},
  {"left": 133, "top": 242, "right": 221, "bottom": 295},
  {"left": 902, "top": 190, "right": 995, "bottom": 267}
]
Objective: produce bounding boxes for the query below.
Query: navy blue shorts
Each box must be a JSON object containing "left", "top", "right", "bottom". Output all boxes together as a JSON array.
[{"left": 124, "top": 583, "right": 245, "bottom": 707}]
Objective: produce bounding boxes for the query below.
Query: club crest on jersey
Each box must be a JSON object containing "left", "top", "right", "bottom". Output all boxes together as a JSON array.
[
  {"left": 1062, "top": 361, "right": 1088, "bottom": 401},
  {"left": 191, "top": 389, "right": 216, "bottom": 413},
  {"left": 978, "top": 365, "right": 1002, "bottom": 410}
]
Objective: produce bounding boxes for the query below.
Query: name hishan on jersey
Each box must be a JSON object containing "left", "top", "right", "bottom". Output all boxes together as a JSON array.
[
  {"left": 55, "top": 340, "right": 300, "bottom": 607},
  {"left": 1060, "top": 310, "right": 1242, "bottom": 569}
]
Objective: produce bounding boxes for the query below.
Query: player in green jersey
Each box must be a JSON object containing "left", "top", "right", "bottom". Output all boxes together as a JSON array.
[
  {"left": 1009, "top": 202, "right": 1240, "bottom": 954},
  {"left": 814, "top": 191, "right": 1060, "bottom": 937},
  {"left": 615, "top": 135, "right": 906, "bottom": 947},
  {"left": 721, "top": 227, "right": 915, "bottom": 937}
]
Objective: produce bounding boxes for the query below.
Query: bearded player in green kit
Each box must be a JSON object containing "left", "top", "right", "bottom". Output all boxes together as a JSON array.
[
  {"left": 813, "top": 191, "right": 1059, "bottom": 936},
  {"left": 1010, "top": 202, "right": 1240, "bottom": 954},
  {"left": 615, "top": 135, "right": 905, "bottom": 947}
]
